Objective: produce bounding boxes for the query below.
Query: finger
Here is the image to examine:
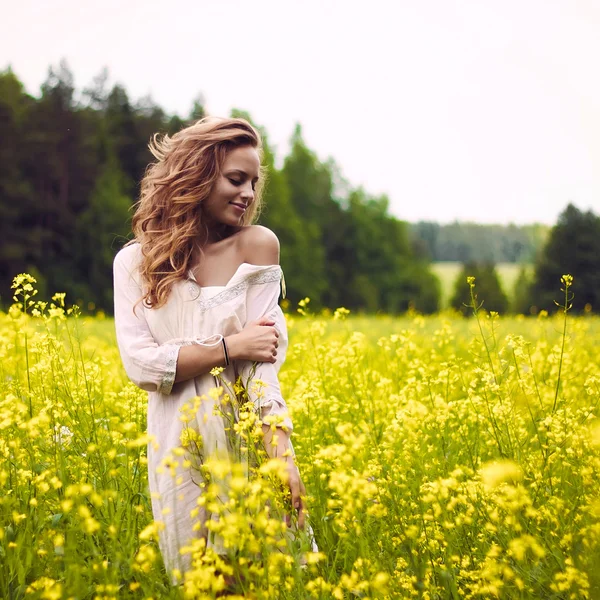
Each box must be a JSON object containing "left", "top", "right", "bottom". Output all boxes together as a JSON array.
[
  {"left": 284, "top": 476, "right": 295, "bottom": 527},
  {"left": 298, "top": 481, "right": 307, "bottom": 529},
  {"left": 290, "top": 476, "right": 302, "bottom": 528},
  {"left": 297, "top": 498, "right": 305, "bottom": 530},
  {"left": 257, "top": 317, "right": 275, "bottom": 326}
]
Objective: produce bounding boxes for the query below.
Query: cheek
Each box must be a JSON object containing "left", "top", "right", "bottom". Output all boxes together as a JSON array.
[
  {"left": 205, "top": 182, "right": 227, "bottom": 207},
  {"left": 213, "top": 179, "right": 237, "bottom": 200}
]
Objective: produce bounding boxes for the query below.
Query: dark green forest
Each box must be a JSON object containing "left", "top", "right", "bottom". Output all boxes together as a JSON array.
[
  {"left": 0, "top": 62, "right": 441, "bottom": 314},
  {"left": 1, "top": 62, "right": 598, "bottom": 315}
]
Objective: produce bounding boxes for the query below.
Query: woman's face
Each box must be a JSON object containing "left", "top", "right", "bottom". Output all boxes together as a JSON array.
[{"left": 203, "top": 145, "right": 260, "bottom": 232}]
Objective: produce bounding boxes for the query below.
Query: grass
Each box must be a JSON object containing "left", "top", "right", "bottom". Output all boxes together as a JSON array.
[{"left": 431, "top": 262, "right": 533, "bottom": 308}]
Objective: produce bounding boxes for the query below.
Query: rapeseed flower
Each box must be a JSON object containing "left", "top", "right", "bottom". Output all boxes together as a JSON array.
[{"left": 1, "top": 273, "right": 599, "bottom": 598}]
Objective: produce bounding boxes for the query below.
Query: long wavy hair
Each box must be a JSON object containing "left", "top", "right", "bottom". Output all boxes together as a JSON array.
[{"left": 129, "top": 117, "right": 265, "bottom": 309}]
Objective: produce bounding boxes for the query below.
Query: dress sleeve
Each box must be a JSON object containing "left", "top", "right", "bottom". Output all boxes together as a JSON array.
[
  {"left": 113, "top": 247, "right": 180, "bottom": 395},
  {"left": 236, "top": 268, "right": 293, "bottom": 431}
]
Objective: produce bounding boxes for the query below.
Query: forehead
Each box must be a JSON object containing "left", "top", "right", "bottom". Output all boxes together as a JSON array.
[{"left": 222, "top": 145, "right": 260, "bottom": 175}]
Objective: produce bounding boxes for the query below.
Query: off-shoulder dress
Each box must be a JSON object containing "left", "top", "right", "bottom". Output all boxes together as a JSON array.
[{"left": 113, "top": 242, "right": 294, "bottom": 573}]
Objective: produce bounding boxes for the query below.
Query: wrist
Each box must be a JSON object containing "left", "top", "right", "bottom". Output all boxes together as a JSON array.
[{"left": 224, "top": 334, "right": 240, "bottom": 361}]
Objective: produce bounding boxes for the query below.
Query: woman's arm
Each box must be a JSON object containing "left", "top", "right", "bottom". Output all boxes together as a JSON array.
[
  {"left": 113, "top": 247, "right": 185, "bottom": 394},
  {"left": 174, "top": 316, "right": 278, "bottom": 383},
  {"left": 236, "top": 226, "right": 293, "bottom": 428},
  {"left": 174, "top": 343, "right": 228, "bottom": 383},
  {"left": 236, "top": 227, "right": 306, "bottom": 525}
]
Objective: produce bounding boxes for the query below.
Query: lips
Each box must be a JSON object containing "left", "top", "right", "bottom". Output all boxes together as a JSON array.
[{"left": 230, "top": 202, "right": 247, "bottom": 211}]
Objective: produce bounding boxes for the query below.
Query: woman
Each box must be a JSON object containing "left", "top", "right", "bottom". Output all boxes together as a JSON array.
[{"left": 113, "top": 117, "right": 307, "bottom": 578}]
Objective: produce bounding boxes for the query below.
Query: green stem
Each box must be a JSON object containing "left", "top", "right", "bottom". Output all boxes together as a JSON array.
[{"left": 552, "top": 284, "right": 569, "bottom": 414}]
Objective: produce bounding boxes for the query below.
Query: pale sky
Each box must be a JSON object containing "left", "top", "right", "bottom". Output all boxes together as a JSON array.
[{"left": 2, "top": 0, "right": 600, "bottom": 225}]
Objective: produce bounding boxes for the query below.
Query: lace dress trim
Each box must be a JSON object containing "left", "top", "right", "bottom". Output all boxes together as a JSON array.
[
  {"left": 187, "top": 268, "right": 282, "bottom": 312},
  {"left": 157, "top": 335, "right": 225, "bottom": 395},
  {"left": 158, "top": 344, "right": 180, "bottom": 395}
]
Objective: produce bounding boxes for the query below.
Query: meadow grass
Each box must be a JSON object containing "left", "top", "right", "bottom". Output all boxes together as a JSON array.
[
  {"left": 1, "top": 276, "right": 599, "bottom": 599},
  {"left": 431, "top": 262, "right": 532, "bottom": 309}
]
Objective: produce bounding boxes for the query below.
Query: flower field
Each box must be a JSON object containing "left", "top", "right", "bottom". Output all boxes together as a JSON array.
[{"left": 1, "top": 276, "right": 599, "bottom": 599}]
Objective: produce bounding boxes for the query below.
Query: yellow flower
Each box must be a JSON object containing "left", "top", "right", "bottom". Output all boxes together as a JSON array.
[
  {"left": 208, "top": 386, "right": 224, "bottom": 400},
  {"left": 180, "top": 427, "right": 202, "bottom": 449},
  {"left": 589, "top": 420, "right": 600, "bottom": 447},
  {"left": 333, "top": 307, "right": 350, "bottom": 320},
  {"left": 480, "top": 459, "right": 523, "bottom": 489},
  {"left": 561, "top": 274, "right": 573, "bottom": 288}
]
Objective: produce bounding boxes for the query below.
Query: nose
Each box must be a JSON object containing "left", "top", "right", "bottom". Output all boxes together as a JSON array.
[{"left": 240, "top": 182, "right": 254, "bottom": 202}]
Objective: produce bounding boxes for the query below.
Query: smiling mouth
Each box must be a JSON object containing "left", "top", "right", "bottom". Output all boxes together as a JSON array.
[{"left": 230, "top": 202, "right": 247, "bottom": 210}]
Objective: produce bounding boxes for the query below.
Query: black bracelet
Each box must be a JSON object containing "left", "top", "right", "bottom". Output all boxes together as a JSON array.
[{"left": 221, "top": 337, "right": 230, "bottom": 366}]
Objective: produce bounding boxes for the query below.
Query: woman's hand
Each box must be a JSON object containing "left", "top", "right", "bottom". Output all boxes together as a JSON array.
[
  {"left": 261, "top": 424, "right": 306, "bottom": 529},
  {"left": 226, "top": 316, "right": 279, "bottom": 363},
  {"left": 284, "top": 458, "right": 306, "bottom": 529}
]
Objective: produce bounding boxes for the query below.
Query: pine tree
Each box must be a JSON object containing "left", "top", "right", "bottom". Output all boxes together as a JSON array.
[{"left": 530, "top": 204, "right": 600, "bottom": 313}]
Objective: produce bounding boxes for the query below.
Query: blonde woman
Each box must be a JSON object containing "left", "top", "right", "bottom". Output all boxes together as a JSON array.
[{"left": 113, "top": 117, "right": 307, "bottom": 577}]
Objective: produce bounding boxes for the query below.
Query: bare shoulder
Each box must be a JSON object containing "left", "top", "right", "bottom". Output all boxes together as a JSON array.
[{"left": 239, "top": 225, "right": 280, "bottom": 266}]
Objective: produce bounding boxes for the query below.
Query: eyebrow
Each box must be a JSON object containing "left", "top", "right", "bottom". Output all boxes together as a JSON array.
[{"left": 225, "top": 169, "right": 259, "bottom": 180}]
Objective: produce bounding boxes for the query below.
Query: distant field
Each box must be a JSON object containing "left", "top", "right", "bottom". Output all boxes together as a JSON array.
[{"left": 432, "top": 261, "right": 533, "bottom": 308}]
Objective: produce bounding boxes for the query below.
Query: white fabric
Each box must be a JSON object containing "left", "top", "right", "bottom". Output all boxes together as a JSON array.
[{"left": 113, "top": 242, "right": 293, "bottom": 572}]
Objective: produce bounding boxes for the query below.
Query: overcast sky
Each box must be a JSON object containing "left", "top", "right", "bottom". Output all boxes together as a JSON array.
[{"left": 3, "top": 0, "right": 600, "bottom": 225}]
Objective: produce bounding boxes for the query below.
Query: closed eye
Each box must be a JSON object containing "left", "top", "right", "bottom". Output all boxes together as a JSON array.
[{"left": 228, "top": 177, "right": 256, "bottom": 191}]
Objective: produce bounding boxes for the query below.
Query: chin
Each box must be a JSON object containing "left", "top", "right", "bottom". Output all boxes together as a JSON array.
[
  {"left": 214, "top": 219, "right": 242, "bottom": 233},
  {"left": 225, "top": 217, "right": 243, "bottom": 228}
]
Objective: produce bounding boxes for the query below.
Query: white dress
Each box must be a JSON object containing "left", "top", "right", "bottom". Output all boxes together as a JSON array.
[{"left": 112, "top": 243, "right": 294, "bottom": 573}]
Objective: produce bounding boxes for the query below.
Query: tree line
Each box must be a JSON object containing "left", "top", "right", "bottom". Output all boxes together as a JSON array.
[
  {"left": 410, "top": 221, "right": 549, "bottom": 263},
  {"left": 0, "top": 61, "right": 439, "bottom": 314},
  {"left": 449, "top": 204, "right": 600, "bottom": 315}
]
